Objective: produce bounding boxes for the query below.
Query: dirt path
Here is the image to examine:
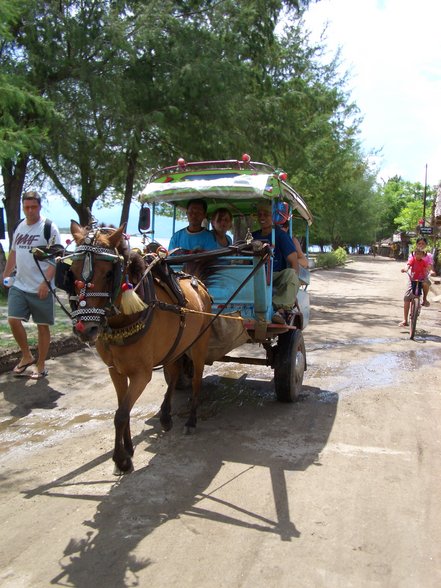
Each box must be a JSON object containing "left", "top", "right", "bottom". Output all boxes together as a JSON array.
[{"left": 0, "top": 255, "right": 440, "bottom": 588}]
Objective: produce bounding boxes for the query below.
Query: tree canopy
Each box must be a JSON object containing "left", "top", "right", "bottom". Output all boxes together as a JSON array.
[{"left": 0, "top": 0, "right": 412, "bottom": 250}]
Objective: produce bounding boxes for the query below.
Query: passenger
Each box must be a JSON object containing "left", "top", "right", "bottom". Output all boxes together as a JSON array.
[
  {"left": 281, "top": 220, "right": 308, "bottom": 268},
  {"left": 211, "top": 207, "right": 233, "bottom": 248},
  {"left": 252, "top": 202, "right": 300, "bottom": 325},
  {"left": 168, "top": 199, "right": 216, "bottom": 252}
]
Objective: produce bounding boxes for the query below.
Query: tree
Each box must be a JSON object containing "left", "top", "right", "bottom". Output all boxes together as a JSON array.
[
  {"left": 394, "top": 199, "right": 423, "bottom": 233},
  {"left": 2, "top": 0, "right": 382, "bottom": 251},
  {"left": 373, "top": 177, "right": 435, "bottom": 239},
  {"left": 2, "top": 1, "right": 317, "bottom": 224},
  {"left": 0, "top": 0, "right": 55, "bottom": 243}
]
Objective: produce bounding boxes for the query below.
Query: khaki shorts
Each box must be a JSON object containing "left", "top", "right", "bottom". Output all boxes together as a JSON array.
[{"left": 7, "top": 286, "right": 55, "bottom": 325}]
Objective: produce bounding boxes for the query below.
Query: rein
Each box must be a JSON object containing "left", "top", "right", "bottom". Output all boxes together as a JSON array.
[
  {"left": 45, "top": 229, "right": 271, "bottom": 362},
  {"left": 32, "top": 248, "right": 74, "bottom": 320},
  {"left": 165, "top": 244, "right": 271, "bottom": 360}
]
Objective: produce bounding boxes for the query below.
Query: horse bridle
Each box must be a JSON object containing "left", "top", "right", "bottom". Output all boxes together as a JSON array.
[{"left": 69, "top": 234, "right": 124, "bottom": 326}]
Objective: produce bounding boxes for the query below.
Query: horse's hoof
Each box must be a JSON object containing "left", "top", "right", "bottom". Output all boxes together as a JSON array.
[
  {"left": 161, "top": 419, "right": 173, "bottom": 432},
  {"left": 113, "top": 460, "right": 134, "bottom": 476},
  {"left": 184, "top": 425, "right": 196, "bottom": 435}
]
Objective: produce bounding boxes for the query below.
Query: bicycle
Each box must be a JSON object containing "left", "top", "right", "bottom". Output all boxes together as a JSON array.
[{"left": 407, "top": 273, "right": 423, "bottom": 340}]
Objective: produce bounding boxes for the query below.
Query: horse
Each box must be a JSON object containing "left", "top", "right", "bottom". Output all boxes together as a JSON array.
[{"left": 67, "top": 221, "right": 213, "bottom": 474}]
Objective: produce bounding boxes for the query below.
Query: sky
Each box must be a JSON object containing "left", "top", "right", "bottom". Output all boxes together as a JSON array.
[{"left": 303, "top": 0, "right": 441, "bottom": 186}]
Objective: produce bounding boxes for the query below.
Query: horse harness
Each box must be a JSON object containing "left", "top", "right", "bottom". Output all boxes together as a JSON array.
[
  {"left": 65, "top": 231, "right": 207, "bottom": 366},
  {"left": 69, "top": 238, "right": 124, "bottom": 326},
  {"left": 53, "top": 229, "right": 271, "bottom": 366}
]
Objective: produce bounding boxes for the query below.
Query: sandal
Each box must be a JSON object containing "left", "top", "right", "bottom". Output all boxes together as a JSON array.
[
  {"left": 30, "top": 369, "right": 48, "bottom": 380},
  {"left": 12, "top": 360, "right": 35, "bottom": 375}
]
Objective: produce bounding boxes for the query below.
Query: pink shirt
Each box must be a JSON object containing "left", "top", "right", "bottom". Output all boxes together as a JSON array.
[
  {"left": 408, "top": 251, "right": 433, "bottom": 267},
  {"left": 407, "top": 256, "right": 430, "bottom": 281}
]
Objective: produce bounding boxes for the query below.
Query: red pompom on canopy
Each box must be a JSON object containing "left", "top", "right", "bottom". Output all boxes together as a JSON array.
[
  {"left": 242, "top": 153, "right": 251, "bottom": 163},
  {"left": 278, "top": 171, "right": 288, "bottom": 181},
  {"left": 177, "top": 157, "right": 186, "bottom": 166}
]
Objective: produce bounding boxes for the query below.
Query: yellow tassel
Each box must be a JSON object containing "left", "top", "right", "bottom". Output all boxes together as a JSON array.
[{"left": 120, "top": 284, "right": 147, "bottom": 315}]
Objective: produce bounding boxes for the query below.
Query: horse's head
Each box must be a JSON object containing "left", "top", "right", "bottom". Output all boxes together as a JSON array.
[{"left": 69, "top": 221, "right": 126, "bottom": 343}]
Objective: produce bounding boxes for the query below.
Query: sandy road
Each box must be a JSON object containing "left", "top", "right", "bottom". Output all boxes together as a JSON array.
[{"left": 0, "top": 255, "right": 440, "bottom": 588}]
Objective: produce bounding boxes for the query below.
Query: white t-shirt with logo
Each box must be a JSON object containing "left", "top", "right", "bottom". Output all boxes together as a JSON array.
[{"left": 12, "top": 218, "right": 61, "bottom": 293}]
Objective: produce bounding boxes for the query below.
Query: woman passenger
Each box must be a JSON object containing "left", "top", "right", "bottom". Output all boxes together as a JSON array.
[{"left": 211, "top": 208, "right": 233, "bottom": 248}]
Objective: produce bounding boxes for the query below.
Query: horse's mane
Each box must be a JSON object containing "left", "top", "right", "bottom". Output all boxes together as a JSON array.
[
  {"left": 182, "top": 258, "right": 218, "bottom": 284},
  {"left": 127, "top": 250, "right": 145, "bottom": 284}
]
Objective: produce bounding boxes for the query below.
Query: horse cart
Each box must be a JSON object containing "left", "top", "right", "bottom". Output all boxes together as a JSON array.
[
  {"left": 44, "top": 155, "right": 312, "bottom": 473},
  {"left": 137, "top": 156, "right": 313, "bottom": 403}
]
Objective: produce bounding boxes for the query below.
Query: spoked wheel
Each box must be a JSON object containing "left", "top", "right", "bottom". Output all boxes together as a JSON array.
[
  {"left": 409, "top": 297, "right": 420, "bottom": 340},
  {"left": 274, "top": 329, "right": 306, "bottom": 402}
]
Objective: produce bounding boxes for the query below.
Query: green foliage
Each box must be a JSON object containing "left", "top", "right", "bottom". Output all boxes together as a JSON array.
[
  {"left": 0, "top": 0, "right": 55, "bottom": 163},
  {"left": 374, "top": 176, "right": 435, "bottom": 237},
  {"left": 394, "top": 200, "right": 423, "bottom": 232},
  {"left": 0, "top": 80, "right": 53, "bottom": 161},
  {"left": 1, "top": 0, "right": 383, "bottom": 247},
  {"left": 315, "top": 246, "right": 347, "bottom": 268}
]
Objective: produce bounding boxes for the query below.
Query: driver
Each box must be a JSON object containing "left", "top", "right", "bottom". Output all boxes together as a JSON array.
[
  {"left": 168, "top": 199, "right": 216, "bottom": 253},
  {"left": 252, "top": 202, "right": 300, "bottom": 324}
]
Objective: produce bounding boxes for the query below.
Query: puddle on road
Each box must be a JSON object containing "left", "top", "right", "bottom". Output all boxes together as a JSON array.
[
  {"left": 308, "top": 336, "right": 403, "bottom": 352},
  {"left": 1, "top": 344, "right": 439, "bottom": 455},
  {"left": 0, "top": 408, "right": 159, "bottom": 456},
  {"left": 307, "top": 348, "right": 440, "bottom": 393}
]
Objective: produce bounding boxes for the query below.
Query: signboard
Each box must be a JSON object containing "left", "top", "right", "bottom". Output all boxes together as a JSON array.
[{"left": 420, "top": 226, "right": 433, "bottom": 235}]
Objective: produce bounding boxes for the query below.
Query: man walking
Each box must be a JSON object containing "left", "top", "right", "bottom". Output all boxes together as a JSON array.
[{"left": 2, "top": 191, "right": 61, "bottom": 379}]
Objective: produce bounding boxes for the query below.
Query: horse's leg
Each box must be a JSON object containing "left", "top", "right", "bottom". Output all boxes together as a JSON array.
[
  {"left": 109, "top": 370, "right": 134, "bottom": 457},
  {"left": 161, "top": 362, "right": 180, "bottom": 431},
  {"left": 185, "top": 334, "right": 210, "bottom": 434},
  {"left": 110, "top": 369, "right": 151, "bottom": 475},
  {"left": 108, "top": 369, "right": 132, "bottom": 474}
]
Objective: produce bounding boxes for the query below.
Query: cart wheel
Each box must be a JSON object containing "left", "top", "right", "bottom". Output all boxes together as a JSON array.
[{"left": 274, "top": 329, "right": 306, "bottom": 402}]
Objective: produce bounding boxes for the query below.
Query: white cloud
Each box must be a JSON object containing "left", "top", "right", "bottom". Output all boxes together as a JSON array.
[{"left": 304, "top": 0, "right": 441, "bottom": 184}]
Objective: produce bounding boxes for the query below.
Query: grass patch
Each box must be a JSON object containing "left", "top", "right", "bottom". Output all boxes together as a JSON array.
[{"left": 0, "top": 290, "right": 73, "bottom": 350}]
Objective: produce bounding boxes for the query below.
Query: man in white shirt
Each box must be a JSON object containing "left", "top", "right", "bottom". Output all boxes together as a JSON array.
[{"left": 2, "top": 191, "right": 61, "bottom": 379}]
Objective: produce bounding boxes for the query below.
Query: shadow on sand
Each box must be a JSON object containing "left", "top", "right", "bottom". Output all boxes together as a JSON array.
[{"left": 23, "top": 374, "right": 337, "bottom": 587}]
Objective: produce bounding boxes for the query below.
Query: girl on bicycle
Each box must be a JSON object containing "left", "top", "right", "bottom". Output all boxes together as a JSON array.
[{"left": 399, "top": 248, "right": 431, "bottom": 327}]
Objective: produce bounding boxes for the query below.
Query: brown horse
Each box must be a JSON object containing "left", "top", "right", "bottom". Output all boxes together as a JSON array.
[{"left": 67, "top": 221, "right": 212, "bottom": 474}]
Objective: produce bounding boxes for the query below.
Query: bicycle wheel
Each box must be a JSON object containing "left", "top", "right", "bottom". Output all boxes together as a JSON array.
[{"left": 409, "top": 297, "right": 420, "bottom": 340}]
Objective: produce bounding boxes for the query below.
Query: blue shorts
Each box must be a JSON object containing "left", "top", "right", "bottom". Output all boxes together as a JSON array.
[{"left": 7, "top": 286, "right": 55, "bottom": 325}]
